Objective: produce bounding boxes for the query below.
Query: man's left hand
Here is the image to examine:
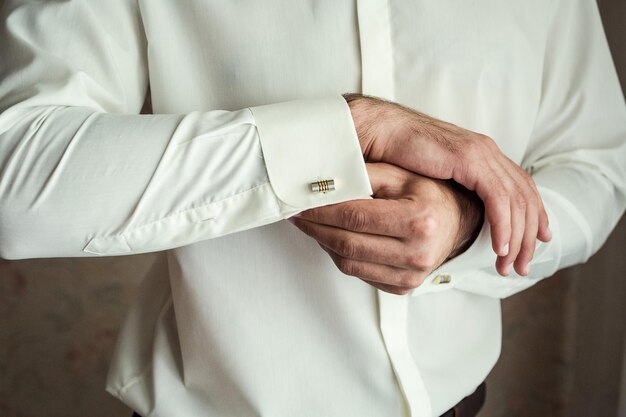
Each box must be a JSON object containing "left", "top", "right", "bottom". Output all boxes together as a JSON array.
[{"left": 289, "top": 163, "right": 484, "bottom": 295}]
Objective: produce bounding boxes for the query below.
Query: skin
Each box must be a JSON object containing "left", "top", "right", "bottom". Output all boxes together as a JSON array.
[
  {"left": 291, "top": 163, "right": 484, "bottom": 295},
  {"left": 291, "top": 94, "right": 552, "bottom": 293}
]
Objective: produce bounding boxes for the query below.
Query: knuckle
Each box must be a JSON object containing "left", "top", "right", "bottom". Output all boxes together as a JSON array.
[
  {"left": 405, "top": 253, "right": 422, "bottom": 269},
  {"left": 341, "top": 206, "right": 368, "bottom": 231},
  {"left": 477, "top": 133, "right": 494, "bottom": 143},
  {"left": 462, "top": 136, "right": 481, "bottom": 157},
  {"left": 405, "top": 253, "right": 425, "bottom": 270},
  {"left": 495, "top": 185, "right": 511, "bottom": 201},
  {"left": 527, "top": 195, "right": 538, "bottom": 210},
  {"left": 407, "top": 218, "right": 422, "bottom": 235},
  {"left": 528, "top": 189, "right": 539, "bottom": 205},
  {"left": 482, "top": 178, "right": 507, "bottom": 203},
  {"left": 515, "top": 170, "right": 539, "bottom": 197},
  {"left": 477, "top": 134, "right": 497, "bottom": 151},
  {"left": 335, "top": 237, "right": 359, "bottom": 259},
  {"left": 304, "top": 207, "right": 318, "bottom": 220},
  {"left": 335, "top": 257, "right": 358, "bottom": 277},
  {"left": 514, "top": 194, "right": 528, "bottom": 210},
  {"left": 399, "top": 273, "right": 423, "bottom": 289},
  {"left": 405, "top": 252, "right": 435, "bottom": 271},
  {"left": 518, "top": 179, "right": 535, "bottom": 195},
  {"left": 407, "top": 212, "right": 439, "bottom": 238},
  {"left": 295, "top": 219, "right": 310, "bottom": 234},
  {"left": 520, "top": 184, "right": 536, "bottom": 199},
  {"left": 467, "top": 133, "right": 492, "bottom": 152},
  {"left": 420, "top": 212, "right": 439, "bottom": 238},
  {"left": 485, "top": 182, "right": 510, "bottom": 204}
]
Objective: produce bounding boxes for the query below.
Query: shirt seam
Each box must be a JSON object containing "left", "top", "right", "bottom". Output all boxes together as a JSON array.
[{"left": 118, "top": 181, "right": 271, "bottom": 236}]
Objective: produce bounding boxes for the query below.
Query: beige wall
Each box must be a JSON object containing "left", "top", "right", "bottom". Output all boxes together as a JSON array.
[{"left": 0, "top": 2, "right": 625, "bottom": 417}]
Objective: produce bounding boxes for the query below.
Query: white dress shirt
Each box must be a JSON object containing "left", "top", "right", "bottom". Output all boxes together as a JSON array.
[{"left": 1, "top": 0, "right": 625, "bottom": 416}]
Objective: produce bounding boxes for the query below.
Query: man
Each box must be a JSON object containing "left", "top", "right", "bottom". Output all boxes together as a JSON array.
[{"left": 0, "top": 1, "right": 624, "bottom": 417}]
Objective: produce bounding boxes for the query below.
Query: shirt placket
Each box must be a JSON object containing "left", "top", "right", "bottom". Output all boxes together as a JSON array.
[{"left": 355, "top": 1, "right": 433, "bottom": 416}]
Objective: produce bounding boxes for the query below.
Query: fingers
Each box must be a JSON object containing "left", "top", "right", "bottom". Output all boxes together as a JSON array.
[
  {"left": 320, "top": 245, "right": 425, "bottom": 295},
  {"left": 461, "top": 140, "right": 549, "bottom": 276},
  {"left": 506, "top": 166, "right": 545, "bottom": 276},
  {"left": 290, "top": 217, "right": 425, "bottom": 270},
  {"left": 514, "top": 202, "right": 539, "bottom": 276},
  {"left": 483, "top": 190, "right": 512, "bottom": 258},
  {"left": 537, "top": 214, "right": 552, "bottom": 243},
  {"left": 495, "top": 193, "right": 525, "bottom": 276},
  {"left": 487, "top": 162, "right": 548, "bottom": 276},
  {"left": 291, "top": 208, "right": 439, "bottom": 295},
  {"left": 365, "top": 162, "right": 415, "bottom": 197},
  {"left": 364, "top": 162, "right": 391, "bottom": 193},
  {"left": 510, "top": 169, "right": 542, "bottom": 275},
  {"left": 455, "top": 138, "right": 524, "bottom": 265},
  {"left": 536, "top": 191, "right": 552, "bottom": 243},
  {"left": 477, "top": 164, "right": 514, "bottom": 261},
  {"left": 297, "top": 199, "right": 415, "bottom": 238},
  {"left": 519, "top": 166, "right": 551, "bottom": 244}
]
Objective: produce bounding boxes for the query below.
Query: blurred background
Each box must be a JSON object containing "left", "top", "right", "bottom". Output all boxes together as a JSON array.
[{"left": 1, "top": 1, "right": 625, "bottom": 416}]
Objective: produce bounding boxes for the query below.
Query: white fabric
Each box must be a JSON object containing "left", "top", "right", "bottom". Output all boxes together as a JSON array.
[{"left": 0, "top": 0, "right": 624, "bottom": 416}]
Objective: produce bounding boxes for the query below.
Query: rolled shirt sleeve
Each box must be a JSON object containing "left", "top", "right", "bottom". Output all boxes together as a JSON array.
[{"left": 0, "top": 1, "right": 371, "bottom": 259}]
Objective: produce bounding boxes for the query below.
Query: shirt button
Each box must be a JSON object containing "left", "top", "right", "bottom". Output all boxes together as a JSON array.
[{"left": 432, "top": 274, "right": 452, "bottom": 285}]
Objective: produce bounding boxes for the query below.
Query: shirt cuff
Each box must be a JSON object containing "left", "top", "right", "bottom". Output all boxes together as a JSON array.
[
  {"left": 411, "top": 185, "right": 563, "bottom": 299},
  {"left": 409, "top": 220, "right": 497, "bottom": 297},
  {"left": 410, "top": 219, "right": 551, "bottom": 299},
  {"left": 250, "top": 95, "right": 372, "bottom": 213}
]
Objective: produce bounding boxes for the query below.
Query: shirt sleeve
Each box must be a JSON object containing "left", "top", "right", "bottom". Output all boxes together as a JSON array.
[
  {"left": 411, "top": 0, "right": 626, "bottom": 298},
  {"left": 0, "top": 0, "right": 372, "bottom": 259}
]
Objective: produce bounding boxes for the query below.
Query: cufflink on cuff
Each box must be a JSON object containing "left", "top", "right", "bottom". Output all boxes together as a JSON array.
[
  {"left": 432, "top": 274, "right": 452, "bottom": 285},
  {"left": 311, "top": 179, "right": 335, "bottom": 193}
]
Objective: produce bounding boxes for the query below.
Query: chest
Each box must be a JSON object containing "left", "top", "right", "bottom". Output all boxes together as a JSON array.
[{"left": 140, "top": 0, "right": 550, "bottom": 158}]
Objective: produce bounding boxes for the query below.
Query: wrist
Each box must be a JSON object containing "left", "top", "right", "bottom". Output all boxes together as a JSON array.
[
  {"left": 344, "top": 94, "right": 371, "bottom": 155},
  {"left": 343, "top": 93, "right": 392, "bottom": 160},
  {"left": 448, "top": 182, "right": 484, "bottom": 259}
]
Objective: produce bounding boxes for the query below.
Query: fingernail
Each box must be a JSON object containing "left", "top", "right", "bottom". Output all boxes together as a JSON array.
[
  {"left": 503, "top": 263, "right": 512, "bottom": 276},
  {"left": 500, "top": 243, "right": 509, "bottom": 257},
  {"left": 522, "top": 264, "right": 530, "bottom": 276}
]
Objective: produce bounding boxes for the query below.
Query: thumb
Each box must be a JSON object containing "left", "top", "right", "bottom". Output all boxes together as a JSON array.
[{"left": 365, "top": 162, "right": 410, "bottom": 198}]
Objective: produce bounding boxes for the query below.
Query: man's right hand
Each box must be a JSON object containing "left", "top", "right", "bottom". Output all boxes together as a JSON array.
[{"left": 345, "top": 93, "right": 551, "bottom": 277}]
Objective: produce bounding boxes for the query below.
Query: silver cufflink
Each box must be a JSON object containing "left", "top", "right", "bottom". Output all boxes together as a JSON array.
[{"left": 311, "top": 179, "right": 335, "bottom": 193}]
